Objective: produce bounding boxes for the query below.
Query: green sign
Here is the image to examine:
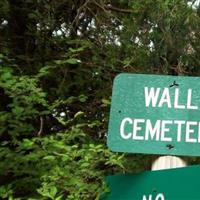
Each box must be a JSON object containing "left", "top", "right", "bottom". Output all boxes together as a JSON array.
[
  {"left": 108, "top": 73, "right": 200, "bottom": 156},
  {"left": 102, "top": 165, "right": 200, "bottom": 200}
]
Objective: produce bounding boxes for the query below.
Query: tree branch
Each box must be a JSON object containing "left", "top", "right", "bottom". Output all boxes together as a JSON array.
[
  {"left": 105, "top": 4, "right": 134, "bottom": 14},
  {"left": 37, "top": 116, "right": 44, "bottom": 136}
]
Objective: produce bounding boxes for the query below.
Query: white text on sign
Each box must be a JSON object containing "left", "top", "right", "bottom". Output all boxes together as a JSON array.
[
  {"left": 120, "top": 87, "right": 200, "bottom": 143},
  {"left": 142, "top": 193, "right": 165, "bottom": 200},
  {"left": 144, "top": 87, "right": 198, "bottom": 109}
]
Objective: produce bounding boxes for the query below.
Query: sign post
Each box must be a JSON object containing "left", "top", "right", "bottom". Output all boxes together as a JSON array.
[{"left": 151, "top": 156, "right": 187, "bottom": 171}]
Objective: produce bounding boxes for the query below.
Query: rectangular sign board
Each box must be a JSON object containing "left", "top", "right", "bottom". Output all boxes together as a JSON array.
[
  {"left": 108, "top": 73, "right": 200, "bottom": 156},
  {"left": 102, "top": 165, "right": 200, "bottom": 200}
]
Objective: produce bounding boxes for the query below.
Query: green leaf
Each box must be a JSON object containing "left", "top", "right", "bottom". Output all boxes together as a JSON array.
[
  {"left": 54, "top": 58, "right": 80, "bottom": 65},
  {"left": 69, "top": 47, "right": 85, "bottom": 53},
  {"left": 43, "top": 156, "right": 55, "bottom": 161},
  {"left": 55, "top": 195, "right": 63, "bottom": 200},
  {"left": 49, "top": 186, "right": 57, "bottom": 199},
  {"left": 79, "top": 94, "right": 88, "bottom": 102},
  {"left": 81, "top": 162, "right": 90, "bottom": 168},
  {"left": 74, "top": 111, "right": 84, "bottom": 119},
  {"left": 22, "top": 139, "right": 34, "bottom": 148},
  {"left": 12, "top": 107, "right": 24, "bottom": 115},
  {"left": 37, "top": 66, "right": 55, "bottom": 77},
  {"left": 1, "top": 72, "right": 12, "bottom": 80},
  {"left": 66, "top": 58, "right": 80, "bottom": 64},
  {"left": 102, "top": 99, "right": 111, "bottom": 106},
  {"left": 28, "top": 13, "right": 37, "bottom": 19}
]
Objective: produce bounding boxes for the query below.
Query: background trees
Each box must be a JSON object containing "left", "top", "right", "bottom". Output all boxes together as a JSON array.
[{"left": 1, "top": 0, "right": 200, "bottom": 199}]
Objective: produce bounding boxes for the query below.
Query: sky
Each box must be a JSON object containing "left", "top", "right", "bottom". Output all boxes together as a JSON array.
[{"left": 188, "top": 0, "right": 200, "bottom": 8}]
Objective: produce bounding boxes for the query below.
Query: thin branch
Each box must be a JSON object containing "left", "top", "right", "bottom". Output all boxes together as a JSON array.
[
  {"left": 72, "top": 0, "right": 91, "bottom": 26},
  {"left": 92, "top": 0, "right": 111, "bottom": 15},
  {"left": 58, "top": 68, "right": 68, "bottom": 94},
  {"left": 37, "top": 116, "right": 44, "bottom": 136},
  {"left": 87, "top": 6, "right": 101, "bottom": 25},
  {"left": 92, "top": 1, "right": 122, "bottom": 23},
  {"left": 105, "top": 5, "right": 134, "bottom": 14}
]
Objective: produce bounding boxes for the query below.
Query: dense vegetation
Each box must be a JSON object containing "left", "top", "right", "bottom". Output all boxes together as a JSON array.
[{"left": 1, "top": 0, "right": 200, "bottom": 199}]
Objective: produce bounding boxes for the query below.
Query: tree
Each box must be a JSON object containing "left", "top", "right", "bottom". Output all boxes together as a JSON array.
[{"left": 0, "top": 0, "right": 200, "bottom": 199}]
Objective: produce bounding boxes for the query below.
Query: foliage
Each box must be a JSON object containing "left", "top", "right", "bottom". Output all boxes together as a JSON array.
[
  {"left": 1, "top": 0, "right": 200, "bottom": 199},
  {"left": 0, "top": 64, "right": 128, "bottom": 199}
]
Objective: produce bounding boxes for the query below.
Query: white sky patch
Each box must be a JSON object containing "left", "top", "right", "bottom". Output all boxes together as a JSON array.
[
  {"left": 87, "top": 18, "right": 96, "bottom": 30},
  {"left": 60, "top": 112, "right": 66, "bottom": 117},
  {"left": 52, "top": 23, "right": 70, "bottom": 37},
  {"left": 118, "top": 25, "right": 123, "bottom": 31},
  {"left": 1, "top": 20, "right": 8, "bottom": 26},
  {"left": 134, "top": 36, "right": 143, "bottom": 46},
  {"left": 149, "top": 41, "right": 154, "bottom": 52},
  {"left": 188, "top": 0, "right": 200, "bottom": 8},
  {"left": 53, "top": 30, "right": 62, "bottom": 36},
  {"left": 52, "top": 109, "right": 57, "bottom": 117},
  {"left": 77, "top": 29, "right": 81, "bottom": 36},
  {"left": 114, "top": 36, "right": 121, "bottom": 46}
]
